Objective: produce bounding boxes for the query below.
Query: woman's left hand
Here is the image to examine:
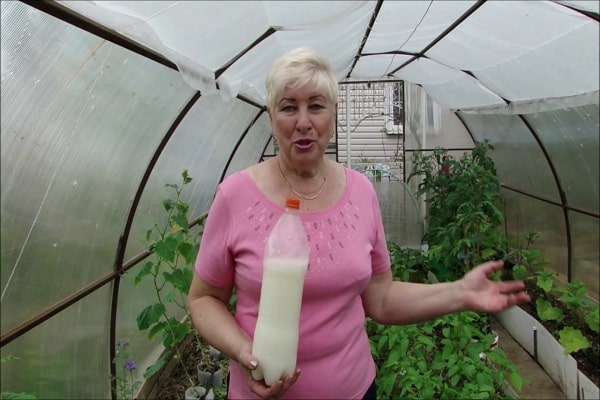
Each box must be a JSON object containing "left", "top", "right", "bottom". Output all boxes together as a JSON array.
[{"left": 461, "top": 260, "right": 531, "bottom": 313}]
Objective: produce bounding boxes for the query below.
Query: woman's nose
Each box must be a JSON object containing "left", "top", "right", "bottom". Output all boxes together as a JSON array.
[{"left": 296, "top": 107, "right": 312, "bottom": 132}]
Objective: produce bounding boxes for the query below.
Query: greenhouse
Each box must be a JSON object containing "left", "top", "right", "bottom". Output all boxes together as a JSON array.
[{"left": 1, "top": 1, "right": 598, "bottom": 399}]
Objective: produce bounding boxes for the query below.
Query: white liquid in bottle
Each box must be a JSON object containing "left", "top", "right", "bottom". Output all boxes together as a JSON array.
[{"left": 251, "top": 257, "right": 307, "bottom": 385}]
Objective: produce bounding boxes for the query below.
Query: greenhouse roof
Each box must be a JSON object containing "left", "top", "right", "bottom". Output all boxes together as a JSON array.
[{"left": 54, "top": 0, "right": 599, "bottom": 113}]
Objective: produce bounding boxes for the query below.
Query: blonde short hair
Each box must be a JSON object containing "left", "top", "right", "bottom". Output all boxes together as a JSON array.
[{"left": 266, "top": 46, "right": 339, "bottom": 111}]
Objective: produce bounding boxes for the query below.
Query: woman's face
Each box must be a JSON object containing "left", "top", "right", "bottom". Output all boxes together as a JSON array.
[{"left": 269, "top": 84, "right": 336, "bottom": 168}]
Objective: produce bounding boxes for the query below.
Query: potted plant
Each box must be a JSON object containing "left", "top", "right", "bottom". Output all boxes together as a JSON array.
[{"left": 196, "top": 346, "right": 225, "bottom": 395}]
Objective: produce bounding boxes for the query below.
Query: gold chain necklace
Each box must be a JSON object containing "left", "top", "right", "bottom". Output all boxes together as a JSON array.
[{"left": 277, "top": 159, "right": 327, "bottom": 200}]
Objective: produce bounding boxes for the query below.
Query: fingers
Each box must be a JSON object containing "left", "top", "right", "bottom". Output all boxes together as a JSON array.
[
  {"left": 497, "top": 279, "right": 530, "bottom": 302},
  {"left": 235, "top": 342, "right": 258, "bottom": 372},
  {"left": 479, "top": 259, "right": 504, "bottom": 275},
  {"left": 494, "top": 285, "right": 530, "bottom": 311},
  {"left": 249, "top": 369, "right": 301, "bottom": 399},
  {"left": 498, "top": 279, "right": 526, "bottom": 293},
  {"left": 267, "top": 371, "right": 301, "bottom": 398},
  {"left": 506, "top": 291, "right": 531, "bottom": 305}
]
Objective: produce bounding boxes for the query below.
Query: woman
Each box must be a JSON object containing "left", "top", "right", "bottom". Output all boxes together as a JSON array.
[{"left": 187, "top": 46, "right": 530, "bottom": 399}]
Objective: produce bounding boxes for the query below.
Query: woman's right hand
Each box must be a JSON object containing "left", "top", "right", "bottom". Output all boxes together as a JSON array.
[
  {"left": 237, "top": 344, "right": 301, "bottom": 399},
  {"left": 188, "top": 274, "right": 302, "bottom": 397}
]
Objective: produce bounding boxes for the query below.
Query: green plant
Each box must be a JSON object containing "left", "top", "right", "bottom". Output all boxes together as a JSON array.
[
  {"left": 195, "top": 345, "right": 228, "bottom": 398},
  {"left": 367, "top": 311, "right": 525, "bottom": 399},
  {"left": 111, "top": 339, "right": 141, "bottom": 400},
  {"left": 533, "top": 274, "right": 597, "bottom": 354},
  {"left": 368, "top": 240, "right": 526, "bottom": 398},
  {"left": 0, "top": 355, "right": 37, "bottom": 399},
  {"left": 133, "top": 170, "right": 205, "bottom": 384},
  {"left": 387, "top": 242, "right": 429, "bottom": 283},
  {"left": 408, "top": 140, "right": 507, "bottom": 282},
  {"left": 504, "top": 231, "right": 550, "bottom": 281},
  {"left": 506, "top": 231, "right": 599, "bottom": 355}
]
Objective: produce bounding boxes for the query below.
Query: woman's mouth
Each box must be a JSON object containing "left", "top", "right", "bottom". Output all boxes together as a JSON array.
[{"left": 294, "top": 139, "right": 314, "bottom": 150}]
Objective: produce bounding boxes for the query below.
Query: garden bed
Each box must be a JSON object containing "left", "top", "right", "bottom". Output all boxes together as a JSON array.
[
  {"left": 496, "top": 284, "right": 599, "bottom": 400},
  {"left": 521, "top": 281, "right": 599, "bottom": 386}
]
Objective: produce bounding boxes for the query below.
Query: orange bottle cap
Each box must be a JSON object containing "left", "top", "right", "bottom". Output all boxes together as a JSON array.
[{"left": 285, "top": 197, "right": 300, "bottom": 210}]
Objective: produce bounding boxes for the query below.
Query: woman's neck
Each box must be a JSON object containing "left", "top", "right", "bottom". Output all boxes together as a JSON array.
[
  {"left": 276, "top": 157, "right": 328, "bottom": 201},
  {"left": 277, "top": 157, "right": 326, "bottom": 180}
]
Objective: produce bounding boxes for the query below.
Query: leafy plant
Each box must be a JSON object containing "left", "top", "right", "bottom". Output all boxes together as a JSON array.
[
  {"left": 506, "top": 231, "right": 598, "bottom": 355},
  {"left": 133, "top": 170, "right": 205, "bottom": 384},
  {"left": 195, "top": 345, "right": 228, "bottom": 399},
  {"left": 367, "top": 310, "right": 525, "bottom": 399},
  {"left": 408, "top": 140, "right": 507, "bottom": 282},
  {"left": 534, "top": 275, "right": 596, "bottom": 354},
  {"left": 370, "top": 241, "right": 526, "bottom": 398},
  {"left": 387, "top": 242, "right": 429, "bottom": 283},
  {"left": 504, "top": 231, "right": 550, "bottom": 281}
]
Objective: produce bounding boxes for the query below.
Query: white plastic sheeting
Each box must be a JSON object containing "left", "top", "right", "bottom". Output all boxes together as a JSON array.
[{"left": 58, "top": 0, "right": 599, "bottom": 113}]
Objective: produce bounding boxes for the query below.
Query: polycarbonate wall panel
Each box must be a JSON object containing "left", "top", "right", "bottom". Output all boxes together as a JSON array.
[
  {"left": 225, "top": 112, "right": 272, "bottom": 178},
  {"left": 371, "top": 180, "right": 424, "bottom": 247},
  {"left": 404, "top": 83, "right": 473, "bottom": 151},
  {"left": 122, "top": 95, "right": 259, "bottom": 263},
  {"left": 160, "top": 95, "right": 261, "bottom": 218},
  {"left": 525, "top": 105, "right": 599, "bottom": 213},
  {"left": 502, "top": 190, "right": 568, "bottom": 281},
  {"left": 1, "top": 286, "right": 112, "bottom": 399},
  {"left": 1, "top": 2, "right": 195, "bottom": 334},
  {"left": 570, "top": 211, "right": 599, "bottom": 300},
  {"left": 459, "top": 112, "right": 561, "bottom": 202}
]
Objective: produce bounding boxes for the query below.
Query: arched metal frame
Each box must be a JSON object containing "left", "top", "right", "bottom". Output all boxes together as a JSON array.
[{"left": 2, "top": 2, "right": 598, "bottom": 398}]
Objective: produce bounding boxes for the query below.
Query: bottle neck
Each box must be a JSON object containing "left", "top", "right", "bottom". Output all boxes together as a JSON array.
[{"left": 285, "top": 206, "right": 300, "bottom": 215}]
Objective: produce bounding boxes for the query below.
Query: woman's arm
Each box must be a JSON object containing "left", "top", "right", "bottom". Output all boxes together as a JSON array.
[
  {"left": 361, "top": 260, "right": 530, "bottom": 325},
  {"left": 187, "top": 273, "right": 250, "bottom": 363},
  {"left": 187, "top": 273, "right": 300, "bottom": 398}
]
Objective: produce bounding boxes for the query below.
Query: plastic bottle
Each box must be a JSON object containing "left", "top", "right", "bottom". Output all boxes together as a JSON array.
[{"left": 251, "top": 197, "right": 309, "bottom": 385}]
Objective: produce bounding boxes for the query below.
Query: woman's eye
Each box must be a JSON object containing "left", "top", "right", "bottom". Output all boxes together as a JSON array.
[
  {"left": 281, "top": 105, "right": 296, "bottom": 112},
  {"left": 310, "top": 104, "right": 325, "bottom": 110}
]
